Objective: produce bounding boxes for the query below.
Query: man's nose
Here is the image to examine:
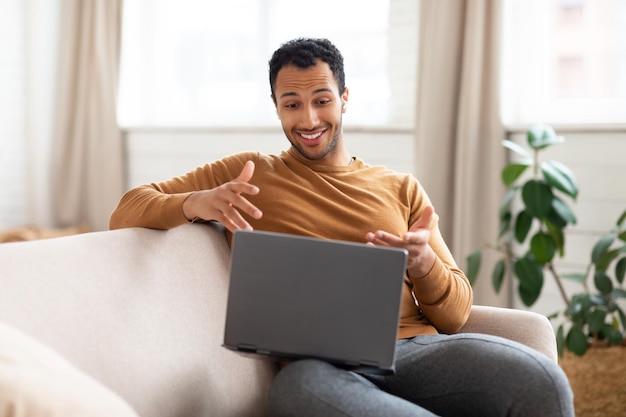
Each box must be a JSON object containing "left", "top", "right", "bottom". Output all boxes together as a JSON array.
[{"left": 300, "top": 105, "right": 319, "bottom": 129}]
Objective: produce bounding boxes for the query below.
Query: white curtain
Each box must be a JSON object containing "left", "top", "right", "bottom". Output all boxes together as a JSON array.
[
  {"left": 51, "top": 0, "right": 124, "bottom": 231},
  {"left": 415, "top": 0, "right": 507, "bottom": 306}
]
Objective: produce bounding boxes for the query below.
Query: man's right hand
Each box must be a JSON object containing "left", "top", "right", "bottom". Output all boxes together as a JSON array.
[{"left": 182, "top": 160, "right": 263, "bottom": 232}]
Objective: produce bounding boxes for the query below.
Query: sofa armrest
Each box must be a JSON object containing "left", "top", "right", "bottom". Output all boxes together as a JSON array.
[{"left": 459, "top": 305, "right": 558, "bottom": 362}]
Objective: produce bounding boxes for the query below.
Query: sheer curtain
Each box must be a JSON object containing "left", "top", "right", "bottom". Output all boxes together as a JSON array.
[
  {"left": 51, "top": 0, "right": 124, "bottom": 231},
  {"left": 415, "top": 0, "right": 507, "bottom": 306}
]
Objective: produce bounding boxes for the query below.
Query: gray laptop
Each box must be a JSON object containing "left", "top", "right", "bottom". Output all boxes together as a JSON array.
[{"left": 222, "top": 230, "right": 408, "bottom": 375}]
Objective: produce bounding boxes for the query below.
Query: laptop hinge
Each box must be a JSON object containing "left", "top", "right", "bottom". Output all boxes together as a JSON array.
[{"left": 236, "top": 343, "right": 258, "bottom": 353}]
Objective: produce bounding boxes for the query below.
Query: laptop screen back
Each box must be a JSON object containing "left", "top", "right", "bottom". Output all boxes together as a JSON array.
[{"left": 223, "top": 230, "right": 407, "bottom": 374}]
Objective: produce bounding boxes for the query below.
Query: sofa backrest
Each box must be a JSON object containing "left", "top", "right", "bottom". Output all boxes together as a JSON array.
[{"left": 0, "top": 223, "right": 277, "bottom": 417}]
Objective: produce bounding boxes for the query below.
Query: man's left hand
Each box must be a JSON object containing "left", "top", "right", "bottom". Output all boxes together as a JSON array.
[{"left": 364, "top": 206, "right": 436, "bottom": 279}]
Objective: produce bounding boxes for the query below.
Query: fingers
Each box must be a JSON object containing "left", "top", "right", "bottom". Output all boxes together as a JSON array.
[
  {"left": 365, "top": 231, "right": 404, "bottom": 247},
  {"left": 185, "top": 161, "right": 263, "bottom": 232},
  {"left": 214, "top": 175, "right": 262, "bottom": 231},
  {"left": 235, "top": 160, "right": 256, "bottom": 184},
  {"left": 229, "top": 161, "right": 262, "bottom": 221},
  {"left": 220, "top": 184, "right": 262, "bottom": 221},
  {"left": 210, "top": 192, "right": 256, "bottom": 231},
  {"left": 215, "top": 203, "right": 255, "bottom": 232},
  {"left": 364, "top": 207, "right": 436, "bottom": 277},
  {"left": 408, "top": 205, "right": 434, "bottom": 234},
  {"left": 365, "top": 206, "right": 435, "bottom": 247}
]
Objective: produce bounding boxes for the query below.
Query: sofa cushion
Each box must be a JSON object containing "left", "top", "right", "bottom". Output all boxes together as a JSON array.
[{"left": 0, "top": 322, "right": 139, "bottom": 417}]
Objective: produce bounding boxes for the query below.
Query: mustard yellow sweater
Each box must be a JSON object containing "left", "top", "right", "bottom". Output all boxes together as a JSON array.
[{"left": 109, "top": 149, "right": 472, "bottom": 338}]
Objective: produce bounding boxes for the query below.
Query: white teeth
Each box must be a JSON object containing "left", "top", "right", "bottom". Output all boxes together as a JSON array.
[{"left": 301, "top": 132, "right": 322, "bottom": 140}]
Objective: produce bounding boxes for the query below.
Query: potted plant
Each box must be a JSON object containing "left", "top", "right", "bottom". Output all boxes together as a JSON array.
[{"left": 465, "top": 124, "right": 626, "bottom": 357}]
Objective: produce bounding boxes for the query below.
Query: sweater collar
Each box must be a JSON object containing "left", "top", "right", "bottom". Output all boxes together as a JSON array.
[{"left": 283, "top": 148, "right": 364, "bottom": 173}]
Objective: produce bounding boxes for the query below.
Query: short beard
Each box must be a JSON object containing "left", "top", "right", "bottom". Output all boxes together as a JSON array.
[{"left": 286, "top": 117, "right": 343, "bottom": 162}]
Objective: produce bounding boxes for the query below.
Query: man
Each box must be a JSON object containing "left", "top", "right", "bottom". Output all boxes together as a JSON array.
[{"left": 110, "top": 37, "right": 573, "bottom": 417}]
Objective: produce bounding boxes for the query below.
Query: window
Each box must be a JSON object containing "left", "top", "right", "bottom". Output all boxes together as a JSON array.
[
  {"left": 501, "top": 0, "right": 626, "bottom": 125},
  {"left": 117, "top": 0, "right": 417, "bottom": 128},
  {"left": 0, "top": 0, "right": 27, "bottom": 227}
]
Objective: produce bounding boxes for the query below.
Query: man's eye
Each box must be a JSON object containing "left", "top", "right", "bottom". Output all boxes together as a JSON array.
[
  {"left": 317, "top": 99, "right": 331, "bottom": 105},
  {"left": 285, "top": 103, "right": 298, "bottom": 109}
]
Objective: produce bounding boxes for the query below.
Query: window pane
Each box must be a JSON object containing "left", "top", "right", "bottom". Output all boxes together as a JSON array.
[
  {"left": 117, "top": 0, "right": 415, "bottom": 128},
  {"left": 501, "top": 0, "right": 626, "bottom": 125},
  {"left": 0, "top": 0, "right": 27, "bottom": 227}
]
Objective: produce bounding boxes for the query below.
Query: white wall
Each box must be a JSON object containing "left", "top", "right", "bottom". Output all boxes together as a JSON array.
[{"left": 124, "top": 128, "right": 415, "bottom": 187}]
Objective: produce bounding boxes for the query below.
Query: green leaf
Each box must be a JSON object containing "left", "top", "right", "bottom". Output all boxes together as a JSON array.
[
  {"left": 611, "top": 288, "right": 626, "bottom": 299},
  {"left": 521, "top": 180, "right": 554, "bottom": 218},
  {"left": 616, "top": 257, "right": 626, "bottom": 285},
  {"left": 592, "top": 233, "right": 615, "bottom": 264},
  {"left": 556, "top": 325, "right": 565, "bottom": 358},
  {"left": 545, "top": 220, "right": 565, "bottom": 256},
  {"left": 499, "top": 212, "right": 512, "bottom": 238},
  {"left": 492, "top": 259, "right": 506, "bottom": 293},
  {"left": 465, "top": 249, "right": 481, "bottom": 285},
  {"left": 499, "top": 188, "right": 517, "bottom": 219},
  {"left": 606, "top": 325, "right": 624, "bottom": 346},
  {"left": 502, "top": 139, "right": 533, "bottom": 160},
  {"left": 588, "top": 309, "right": 606, "bottom": 333},
  {"left": 527, "top": 125, "right": 564, "bottom": 150},
  {"left": 502, "top": 163, "right": 530, "bottom": 187},
  {"left": 540, "top": 160, "right": 579, "bottom": 199},
  {"left": 594, "top": 271, "right": 613, "bottom": 294},
  {"left": 518, "top": 286, "right": 539, "bottom": 308},
  {"left": 551, "top": 196, "right": 577, "bottom": 225},
  {"left": 612, "top": 314, "right": 620, "bottom": 330},
  {"left": 618, "top": 307, "right": 626, "bottom": 331},
  {"left": 617, "top": 209, "right": 626, "bottom": 227},
  {"left": 515, "top": 256, "right": 544, "bottom": 306},
  {"left": 547, "top": 311, "right": 559, "bottom": 320},
  {"left": 562, "top": 273, "right": 587, "bottom": 283},
  {"left": 566, "top": 294, "right": 591, "bottom": 322},
  {"left": 590, "top": 294, "right": 606, "bottom": 306},
  {"left": 545, "top": 208, "right": 567, "bottom": 228},
  {"left": 596, "top": 248, "right": 621, "bottom": 272},
  {"left": 530, "top": 232, "right": 557, "bottom": 264},
  {"left": 566, "top": 325, "right": 588, "bottom": 356},
  {"left": 514, "top": 210, "right": 533, "bottom": 243}
]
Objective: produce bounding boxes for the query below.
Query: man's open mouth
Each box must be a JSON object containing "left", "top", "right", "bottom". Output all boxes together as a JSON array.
[{"left": 300, "top": 131, "right": 324, "bottom": 140}]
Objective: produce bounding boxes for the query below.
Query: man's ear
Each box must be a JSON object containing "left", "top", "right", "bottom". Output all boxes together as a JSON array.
[{"left": 341, "top": 87, "right": 349, "bottom": 113}]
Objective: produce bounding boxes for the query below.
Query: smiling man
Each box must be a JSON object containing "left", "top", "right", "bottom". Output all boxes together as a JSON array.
[
  {"left": 109, "top": 38, "right": 573, "bottom": 417},
  {"left": 269, "top": 46, "right": 349, "bottom": 166}
]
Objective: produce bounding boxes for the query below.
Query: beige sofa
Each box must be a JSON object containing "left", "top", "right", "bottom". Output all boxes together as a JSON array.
[{"left": 0, "top": 223, "right": 558, "bottom": 417}]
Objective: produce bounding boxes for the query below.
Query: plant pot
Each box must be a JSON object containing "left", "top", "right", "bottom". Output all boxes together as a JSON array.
[{"left": 559, "top": 345, "right": 626, "bottom": 417}]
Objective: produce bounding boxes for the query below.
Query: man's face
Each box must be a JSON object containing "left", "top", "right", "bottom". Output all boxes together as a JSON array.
[{"left": 273, "top": 61, "right": 349, "bottom": 166}]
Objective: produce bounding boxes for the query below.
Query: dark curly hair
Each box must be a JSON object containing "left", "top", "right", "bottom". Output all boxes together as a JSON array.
[{"left": 269, "top": 37, "right": 346, "bottom": 102}]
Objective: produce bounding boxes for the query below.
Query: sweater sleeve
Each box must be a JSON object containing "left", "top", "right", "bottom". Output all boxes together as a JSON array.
[
  {"left": 409, "top": 253, "right": 473, "bottom": 334},
  {"left": 108, "top": 185, "right": 194, "bottom": 230},
  {"left": 109, "top": 153, "right": 255, "bottom": 230},
  {"left": 407, "top": 183, "right": 473, "bottom": 334}
]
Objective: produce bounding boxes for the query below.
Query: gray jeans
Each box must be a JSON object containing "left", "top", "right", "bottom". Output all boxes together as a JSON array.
[{"left": 267, "top": 333, "right": 574, "bottom": 417}]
